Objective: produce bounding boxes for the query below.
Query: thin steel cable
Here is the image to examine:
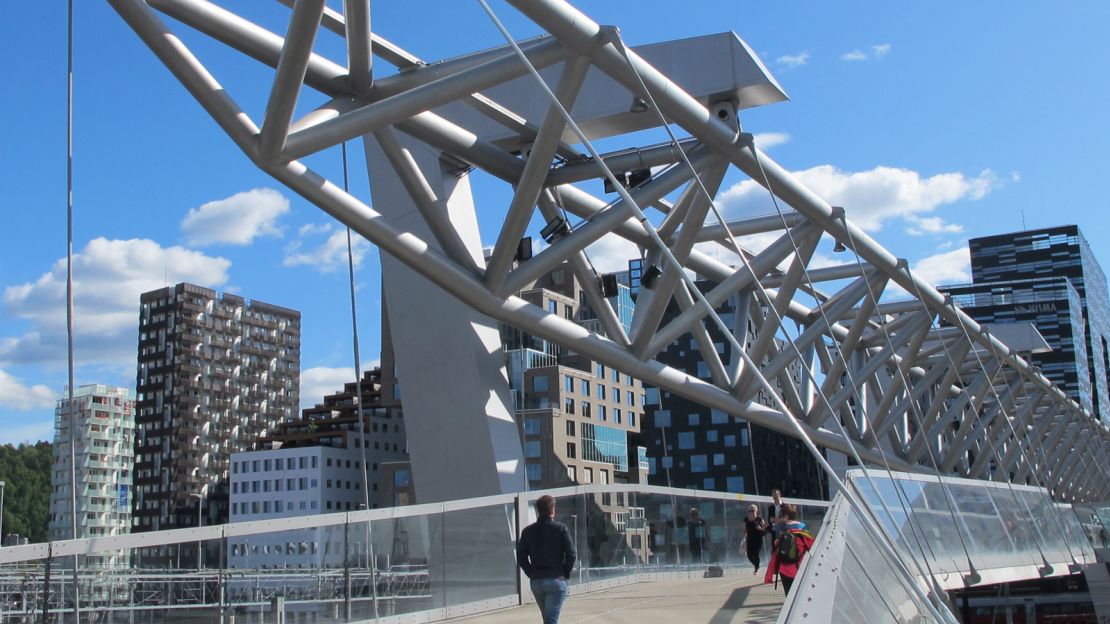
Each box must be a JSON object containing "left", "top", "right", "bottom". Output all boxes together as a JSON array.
[
  {"left": 476, "top": 5, "right": 954, "bottom": 620},
  {"left": 341, "top": 141, "right": 380, "bottom": 621},
  {"left": 66, "top": 0, "right": 81, "bottom": 617},
  {"left": 605, "top": 26, "right": 956, "bottom": 601}
]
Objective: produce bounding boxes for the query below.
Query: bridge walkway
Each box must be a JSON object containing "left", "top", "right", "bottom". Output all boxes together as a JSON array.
[{"left": 450, "top": 573, "right": 784, "bottom": 623}]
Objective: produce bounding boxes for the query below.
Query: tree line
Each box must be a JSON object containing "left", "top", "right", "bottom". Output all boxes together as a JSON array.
[{"left": 0, "top": 441, "right": 52, "bottom": 543}]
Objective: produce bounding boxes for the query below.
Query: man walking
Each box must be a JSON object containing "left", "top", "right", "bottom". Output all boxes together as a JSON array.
[{"left": 517, "top": 495, "right": 577, "bottom": 624}]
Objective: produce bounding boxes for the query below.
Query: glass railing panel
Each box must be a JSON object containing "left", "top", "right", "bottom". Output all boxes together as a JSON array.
[
  {"left": 439, "top": 502, "right": 518, "bottom": 609},
  {"left": 356, "top": 511, "right": 441, "bottom": 620}
]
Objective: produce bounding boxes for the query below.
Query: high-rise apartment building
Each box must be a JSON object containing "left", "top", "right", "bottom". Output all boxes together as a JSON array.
[
  {"left": 132, "top": 283, "right": 300, "bottom": 544},
  {"left": 49, "top": 384, "right": 134, "bottom": 568},
  {"left": 942, "top": 225, "right": 1110, "bottom": 423}
]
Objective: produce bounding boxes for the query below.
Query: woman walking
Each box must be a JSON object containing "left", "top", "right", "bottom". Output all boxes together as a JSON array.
[{"left": 740, "top": 504, "right": 766, "bottom": 573}]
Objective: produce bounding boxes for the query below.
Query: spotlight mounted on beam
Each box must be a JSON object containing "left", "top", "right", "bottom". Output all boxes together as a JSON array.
[{"left": 540, "top": 215, "right": 571, "bottom": 243}]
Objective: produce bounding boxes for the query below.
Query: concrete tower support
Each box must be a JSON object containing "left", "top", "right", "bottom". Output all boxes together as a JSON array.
[{"left": 363, "top": 133, "right": 525, "bottom": 502}]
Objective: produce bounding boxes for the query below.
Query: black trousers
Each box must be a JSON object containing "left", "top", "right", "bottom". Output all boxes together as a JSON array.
[
  {"left": 781, "top": 575, "right": 794, "bottom": 595},
  {"left": 745, "top": 541, "right": 762, "bottom": 568}
]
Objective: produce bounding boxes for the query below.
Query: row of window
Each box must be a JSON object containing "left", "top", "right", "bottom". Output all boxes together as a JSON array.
[
  {"left": 233, "top": 455, "right": 318, "bottom": 474},
  {"left": 559, "top": 375, "right": 639, "bottom": 404},
  {"left": 562, "top": 399, "right": 636, "bottom": 426},
  {"left": 233, "top": 477, "right": 319, "bottom": 494}
]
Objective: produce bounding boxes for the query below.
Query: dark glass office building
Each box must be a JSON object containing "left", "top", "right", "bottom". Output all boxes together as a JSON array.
[
  {"left": 629, "top": 264, "right": 826, "bottom": 500},
  {"left": 941, "top": 225, "right": 1110, "bottom": 423}
]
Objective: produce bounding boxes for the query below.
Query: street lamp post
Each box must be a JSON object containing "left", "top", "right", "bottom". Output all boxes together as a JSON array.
[
  {"left": 0, "top": 480, "right": 6, "bottom": 544},
  {"left": 190, "top": 492, "right": 204, "bottom": 571}
]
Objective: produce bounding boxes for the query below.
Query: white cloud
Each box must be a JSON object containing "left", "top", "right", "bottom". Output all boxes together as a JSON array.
[
  {"left": 776, "top": 52, "right": 809, "bottom": 68},
  {"left": 905, "top": 215, "right": 964, "bottom": 236},
  {"left": 885, "top": 247, "right": 971, "bottom": 300},
  {"left": 181, "top": 188, "right": 290, "bottom": 247},
  {"left": 716, "top": 165, "right": 1003, "bottom": 234},
  {"left": 1, "top": 238, "right": 230, "bottom": 366},
  {"left": 585, "top": 234, "right": 642, "bottom": 274},
  {"left": 300, "top": 366, "right": 354, "bottom": 411},
  {"left": 913, "top": 247, "right": 970, "bottom": 286},
  {"left": 284, "top": 228, "right": 371, "bottom": 273},
  {"left": 299, "top": 361, "right": 380, "bottom": 412},
  {"left": 0, "top": 369, "right": 56, "bottom": 410},
  {"left": 298, "top": 222, "right": 333, "bottom": 237},
  {"left": 841, "top": 44, "right": 892, "bottom": 62},
  {"left": 753, "top": 132, "right": 791, "bottom": 150}
]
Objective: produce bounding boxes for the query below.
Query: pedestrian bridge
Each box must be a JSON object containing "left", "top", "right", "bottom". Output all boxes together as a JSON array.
[{"left": 1, "top": 472, "right": 1106, "bottom": 623}]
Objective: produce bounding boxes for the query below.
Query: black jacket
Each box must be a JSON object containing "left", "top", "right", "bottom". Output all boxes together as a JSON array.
[{"left": 517, "top": 516, "right": 577, "bottom": 580}]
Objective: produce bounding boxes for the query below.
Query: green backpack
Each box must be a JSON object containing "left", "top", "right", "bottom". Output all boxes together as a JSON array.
[{"left": 776, "top": 529, "right": 810, "bottom": 564}]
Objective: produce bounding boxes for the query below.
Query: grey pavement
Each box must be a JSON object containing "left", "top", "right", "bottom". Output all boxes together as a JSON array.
[{"left": 452, "top": 573, "right": 785, "bottom": 623}]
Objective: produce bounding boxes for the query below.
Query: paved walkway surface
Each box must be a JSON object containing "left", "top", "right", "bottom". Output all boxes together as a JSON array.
[{"left": 451, "top": 573, "right": 785, "bottom": 623}]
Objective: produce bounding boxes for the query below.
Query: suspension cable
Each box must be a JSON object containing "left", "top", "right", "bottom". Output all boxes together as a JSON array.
[
  {"left": 65, "top": 0, "right": 82, "bottom": 618},
  {"left": 340, "top": 141, "right": 380, "bottom": 621},
  {"left": 475, "top": 4, "right": 955, "bottom": 620}
]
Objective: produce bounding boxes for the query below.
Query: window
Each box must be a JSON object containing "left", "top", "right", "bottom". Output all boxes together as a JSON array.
[
  {"left": 566, "top": 420, "right": 576, "bottom": 436},
  {"left": 703, "top": 478, "right": 716, "bottom": 490},
  {"left": 526, "top": 464, "right": 543, "bottom": 482},
  {"left": 583, "top": 467, "right": 593, "bottom": 483},
  {"left": 696, "top": 361, "right": 709, "bottom": 379},
  {"left": 726, "top": 476, "right": 744, "bottom": 494},
  {"left": 611, "top": 369, "right": 619, "bottom": 383},
  {"left": 706, "top": 430, "right": 718, "bottom": 443},
  {"left": 311, "top": 456, "right": 318, "bottom": 469},
  {"left": 549, "top": 300, "right": 558, "bottom": 315},
  {"left": 599, "top": 469, "right": 609, "bottom": 484},
  {"left": 524, "top": 440, "right": 542, "bottom": 458},
  {"left": 264, "top": 459, "right": 272, "bottom": 471},
  {"left": 298, "top": 457, "right": 306, "bottom": 470},
  {"left": 713, "top": 453, "right": 725, "bottom": 466},
  {"left": 252, "top": 460, "right": 260, "bottom": 472},
  {"left": 298, "top": 477, "right": 307, "bottom": 490},
  {"left": 275, "top": 458, "right": 284, "bottom": 470},
  {"left": 566, "top": 442, "right": 576, "bottom": 459},
  {"left": 741, "top": 429, "right": 750, "bottom": 447},
  {"left": 564, "top": 375, "right": 574, "bottom": 392},
  {"left": 710, "top": 409, "right": 728, "bottom": 424},
  {"left": 597, "top": 385, "right": 606, "bottom": 401},
  {"left": 581, "top": 380, "right": 590, "bottom": 397},
  {"left": 564, "top": 397, "right": 575, "bottom": 414},
  {"left": 655, "top": 410, "right": 670, "bottom": 427},
  {"left": 567, "top": 466, "right": 577, "bottom": 482},
  {"left": 597, "top": 363, "right": 605, "bottom": 378},
  {"left": 690, "top": 455, "right": 708, "bottom": 472},
  {"left": 724, "top": 435, "right": 736, "bottom": 448},
  {"left": 688, "top": 413, "right": 700, "bottom": 426},
  {"left": 627, "top": 391, "right": 636, "bottom": 406},
  {"left": 678, "top": 432, "right": 695, "bottom": 449},
  {"left": 614, "top": 408, "right": 622, "bottom": 424},
  {"left": 582, "top": 402, "right": 592, "bottom": 418},
  {"left": 532, "top": 376, "right": 548, "bottom": 393},
  {"left": 598, "top": 405, "right": 607, "bottom": 421},
  {"left": 524, "top": 416, "right": 542, "bottom": 435},
  {"left": 629, "top": 413, "right": 636, "bottom": 427}
]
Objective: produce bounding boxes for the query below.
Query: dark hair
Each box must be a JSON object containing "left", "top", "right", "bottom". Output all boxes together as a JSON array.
[
  {"left": 536, "top": 495, "right": 556, "bottom": 517},
  {"left": 783, "top": 504, "right": 799, "bottom": 520},
  {"left": 690, "top": 507, "right": 701, "bottom": 518}
]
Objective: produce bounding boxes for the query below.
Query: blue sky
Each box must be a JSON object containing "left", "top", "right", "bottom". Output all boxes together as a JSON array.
[{"left": 1, "top": 1, "right": 1108, "bottom": 444}]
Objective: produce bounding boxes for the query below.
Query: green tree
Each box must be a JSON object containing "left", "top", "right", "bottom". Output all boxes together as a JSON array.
[{"left": 0, "top": 441, "right": 53, "bottom": 543}]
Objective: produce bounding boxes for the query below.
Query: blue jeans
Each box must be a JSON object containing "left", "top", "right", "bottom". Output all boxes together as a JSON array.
[{"left": 530, "top": 577, "right": 568, "bottom": 624}]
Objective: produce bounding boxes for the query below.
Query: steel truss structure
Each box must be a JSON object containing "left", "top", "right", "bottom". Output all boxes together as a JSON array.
[{"left": 107, "top": 0, "right": 1109, "bottom": 501}]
